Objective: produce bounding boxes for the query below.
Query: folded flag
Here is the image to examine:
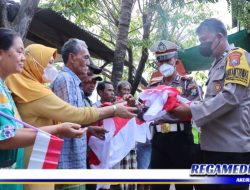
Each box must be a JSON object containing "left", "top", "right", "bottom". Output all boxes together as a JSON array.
[{"left": 139, "top": 85, "right": 190, "bottom": 121}]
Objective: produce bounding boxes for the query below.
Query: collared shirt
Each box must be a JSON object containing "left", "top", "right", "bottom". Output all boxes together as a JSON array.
[
  {"left": 152, "top": 74, "right": 201, "bottom": 126},
  {"left": 82, "top": 93, "right": 92, "bottom": 107},
  {"left": 191, "top": 46, "right": 250, "bottom": 152},
  {"left": 51, "top": 66, "right": 87, "bottom": 169},
  {"left": 161, "top": 75, "right": 201, "bottom": 101},
  {"left": 93, "top": 100, "right": 102, "bottom": 108}
]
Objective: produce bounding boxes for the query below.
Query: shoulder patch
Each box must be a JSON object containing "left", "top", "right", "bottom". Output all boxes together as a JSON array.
[
  {"left": 228, "top": 51, "right": 242, "bottom": 67},
  {"left": 225, "top": 48, "right": 250, "bottom": 87}
]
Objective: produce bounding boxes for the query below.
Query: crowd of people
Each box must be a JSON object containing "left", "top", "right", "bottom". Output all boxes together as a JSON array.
[{"left": 0, "top": 17, "right": 250, "bottom": 190}]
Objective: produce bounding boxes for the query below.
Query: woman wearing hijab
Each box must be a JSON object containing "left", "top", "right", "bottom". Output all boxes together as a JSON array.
[
  {"left": 0, "top": 29, "right": 87, "bottom": 190},
  {"left": 5, "top": 43, "right": 136, "bottom": 190},
  {"left": 6, "top": 43, "right": 135, "bottom": 129}
]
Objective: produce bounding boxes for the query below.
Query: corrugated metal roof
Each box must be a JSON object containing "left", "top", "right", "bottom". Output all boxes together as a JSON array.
[{"left": 26, "top": 8, "right": 114, "bottom": 62}]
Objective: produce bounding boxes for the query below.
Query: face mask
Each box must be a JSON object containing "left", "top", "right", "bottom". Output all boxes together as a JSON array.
[
  {"left": 199, "top": 41, "right": 213, "bottom": 57},
  {"left": 43, "top": 65, "right": 58, "bottom": 83},
  {"left": 159, "top": 64, "right": 175, "bottom": 77}
]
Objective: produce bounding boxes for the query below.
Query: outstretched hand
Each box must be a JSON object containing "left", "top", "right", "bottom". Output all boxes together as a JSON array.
[
  {"left": 115, "top": 102, "right": 138, "bottom": 118},
  {"left": 88, "top": 126, "right": 108, "bottom": 140},
  {"left": 57, "top": 122, "right": 87, "bottom": 138}
]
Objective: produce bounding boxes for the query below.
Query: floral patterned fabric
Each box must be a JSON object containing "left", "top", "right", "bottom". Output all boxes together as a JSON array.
[
  {"left": 1, "top": 124, "right": 16, "bottom": 139},
  {"left": 0, "top": 79, "right": 24, "bottom": 168},
  {"left": 0, "top": 79, "right": 24, "bottom": 190}
]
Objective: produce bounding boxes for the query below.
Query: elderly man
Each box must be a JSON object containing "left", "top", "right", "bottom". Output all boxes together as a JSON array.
[
  {"left": 172, "top": 18, "right": 250, "bottom": 190},
  {"left": 51, "top": 38, "right": 90, "bottom": 171},
  {"left": 149, "top": 40, "right": 201, "bottom": 190}
]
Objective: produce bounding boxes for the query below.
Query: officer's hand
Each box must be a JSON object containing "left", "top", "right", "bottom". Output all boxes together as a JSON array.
[
  {"left": 153, "top": 113, "right": 179, "bottom": 125},
  {"left": 57, "top": 122, "right": 87, "bottom": 138},
  {"left": 88, "top": 126, "right": 108, "bottom": 140},
  {"left": 170, "top": 102, "right": 192, "bottom": 119}
]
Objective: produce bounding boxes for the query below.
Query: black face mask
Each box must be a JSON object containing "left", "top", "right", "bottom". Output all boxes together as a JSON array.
[{"left": 199, "top": 41, "right": 213, "bottom": 57}]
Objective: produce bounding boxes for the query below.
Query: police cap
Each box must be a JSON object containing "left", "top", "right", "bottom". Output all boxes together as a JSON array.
[{"left": 150, "top": 40, "right": 179, "bottom": 62}]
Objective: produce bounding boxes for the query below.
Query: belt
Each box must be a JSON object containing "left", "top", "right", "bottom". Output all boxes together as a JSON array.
[{"left": 156, "top": 123, "right": 185, "bottom": 133}]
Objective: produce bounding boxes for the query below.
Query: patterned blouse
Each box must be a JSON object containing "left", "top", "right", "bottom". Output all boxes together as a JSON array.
[{"left": 0, "top": 79, "right": 24, "bottom": 169}]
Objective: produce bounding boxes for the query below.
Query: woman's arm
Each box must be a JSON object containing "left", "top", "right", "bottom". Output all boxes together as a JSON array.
[
  {"left": 0, "top": 122, "right": 86, "bottom": 150},
  {"left": 27, "top": 94, "right": 137, "bottom": 125}
]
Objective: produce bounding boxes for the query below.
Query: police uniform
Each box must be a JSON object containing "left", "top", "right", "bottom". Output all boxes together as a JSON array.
[
  {"left": 191, "top": 45, "right": 250, "bottom": 190},
  {"left": 149, "top": 40, "right": 201, "bottom": 190}
]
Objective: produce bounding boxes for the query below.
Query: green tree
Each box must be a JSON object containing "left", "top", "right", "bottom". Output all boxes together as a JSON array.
[
  {"left": 227, "top": 0, "right": 250, "bottom": 31},
  {"left": 44, "top": 0, "right": 215, "bottom": 93}
]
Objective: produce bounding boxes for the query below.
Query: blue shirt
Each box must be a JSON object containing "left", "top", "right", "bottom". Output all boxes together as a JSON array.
[{"left": 51, "top": 66, "right": 87, "bottom": 169}]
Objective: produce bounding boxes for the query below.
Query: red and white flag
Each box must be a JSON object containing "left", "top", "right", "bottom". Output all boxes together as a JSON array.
[
  {"left": 88, "top": 117, "right": 150, "bottom": 169},
  {"left": 0, "top": 111, "right": 64, "bottom": 169},
  {"left": 28, "top": 130, "right": 63, "bottom": 169}
]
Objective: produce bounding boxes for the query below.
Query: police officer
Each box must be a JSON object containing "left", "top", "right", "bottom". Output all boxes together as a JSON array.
[
  {"left": 149, "top": 40, "right": 201, "bottom": 190},
  {"left": 172, "top": 18, "right": 250, "bottom": 190}
]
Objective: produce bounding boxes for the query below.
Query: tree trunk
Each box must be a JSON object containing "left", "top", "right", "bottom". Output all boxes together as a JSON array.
[
  {"left": 131, "top": 12, "right": 153, "bottom": 95},
  {"left": 0, "top": 0, "right": 9, "bottom": 28},
  {"left": 111, "top": 0, "right": 134, "bottom": 90},
  {"left": 127, "top": 47, "right": 134, "bottom": 85},
  {"left": 0, "top": 0, "right": 40, "bottom": 39}
]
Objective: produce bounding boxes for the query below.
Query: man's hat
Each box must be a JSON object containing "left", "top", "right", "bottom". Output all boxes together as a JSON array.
[
  {"left": 91, "top": 75, "right": 103, "bottom": 81},
  {"left": 150, "top": 40, "right": 179, "bottom": 62},
  {"left": 88, "top": 59, "right": 102, "bottom": 74}
]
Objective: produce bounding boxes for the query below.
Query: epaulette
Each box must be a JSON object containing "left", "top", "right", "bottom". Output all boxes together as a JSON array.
[
  {"left": 231, "top": 47, "right": 239, "bottom": 51},
  {"left": 180, "top": 76, "right": 193, "bottom": 81},
  {"left": 173, "top": 75, "right": 181, "bottom": 83}
]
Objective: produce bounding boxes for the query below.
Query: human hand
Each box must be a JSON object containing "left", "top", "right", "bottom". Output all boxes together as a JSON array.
[
  {"left": 170, "top": 102, "right": 192, "bottom": 119},
  {"left": 136, "top": 105, "right": 148, "bottom": 121},
  {"left": 57, "top": 122, "right": 87, "bottom": 138},
  {"left": 123, "top": 94, "right": 136, "bottom": 107},
  {"left": 88, "top": 126, "right": 108, "bottom": 140},
  {"left": 115, "top": 102, "right": 137, "bottom": 118}
]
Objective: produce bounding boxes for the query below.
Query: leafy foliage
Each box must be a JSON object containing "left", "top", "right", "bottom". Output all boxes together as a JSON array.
[
  {"left": 193, "top": 70, "right": 208, "bottom": 87},
  {"left": 153, "top": 1, "right": 214, "bottom": 48},
  {"left": 41, "top": 0, "right": 215, "bottom": 87},
  {"left": 228, "top": 0, "right": 250, "bottom": 31}
]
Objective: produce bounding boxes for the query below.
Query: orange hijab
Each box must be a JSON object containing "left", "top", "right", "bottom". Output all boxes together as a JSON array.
[{"left": 6, "top": 44, "right": 57, "bottom": 103}]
